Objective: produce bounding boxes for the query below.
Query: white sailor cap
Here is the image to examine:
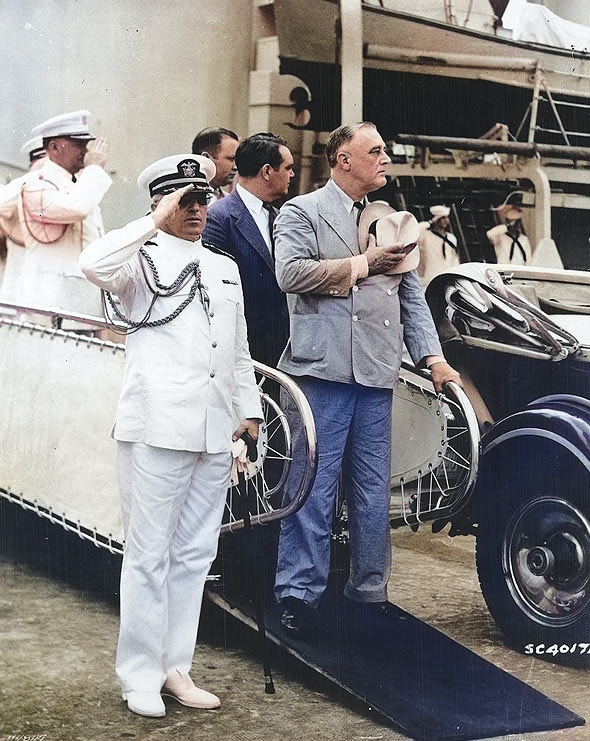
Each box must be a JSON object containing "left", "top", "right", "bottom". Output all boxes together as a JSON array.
[
  {"left": 137, "top": 154, "right": 216, "bottom": 197},
  {"left": 430, "top": 205, "right": 451, "bottom": 222},
  {"left": 20, "top": 136, "right": 46, "bottom": 162},
  {"left": 495, "top": 203, "right": 523, "bottom": 221},
  {"left": 32, "top": 110, "right": 96, "bottom": 142}
]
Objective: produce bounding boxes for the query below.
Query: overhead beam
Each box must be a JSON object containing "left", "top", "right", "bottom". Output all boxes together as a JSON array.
[{"left": 340, "top": 0, "right": 363, "bottom": 124}]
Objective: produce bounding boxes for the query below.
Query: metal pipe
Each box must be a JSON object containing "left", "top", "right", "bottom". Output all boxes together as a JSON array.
[
  {"left": 394, "top": 133, "right": 590, "bottom": 161},
  {"left": 527, "top": 66, "right": 543, "bottom": 144},
  {"left": 365, "top": 44, "right": 539, "bottom": 71}
]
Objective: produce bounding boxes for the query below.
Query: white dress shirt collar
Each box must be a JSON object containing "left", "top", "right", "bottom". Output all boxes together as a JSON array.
[{"left": 236, "top": 182, "right": 273, "bottom": 252}]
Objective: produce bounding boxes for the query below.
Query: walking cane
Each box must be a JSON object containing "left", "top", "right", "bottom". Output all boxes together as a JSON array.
[{"left": 238, "top": 431, "right": 275, "bottom": 694}]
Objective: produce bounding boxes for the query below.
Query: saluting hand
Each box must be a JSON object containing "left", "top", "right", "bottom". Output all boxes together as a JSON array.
[
  {"left": 151, "top": 184, "right": 194, "bottom": 230},
  {"left": 84, "top": 137, "right": 108, "bottom": 169}
]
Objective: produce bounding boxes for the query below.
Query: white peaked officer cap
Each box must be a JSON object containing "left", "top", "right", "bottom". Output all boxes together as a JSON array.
[
  {"left": 32, "top": 110, "right": 96, "bottom": 141},
  {"left": 137, "top": 154, "right": 216, "bottom": 197},
  {"left": 20, "top": 135, "right": 46, "bottom": 162}
]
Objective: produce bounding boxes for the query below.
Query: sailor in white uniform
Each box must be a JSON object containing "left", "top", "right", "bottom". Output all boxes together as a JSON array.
[
  {"left": 416, "top": 205, "right": 460, "bottom": 288},
  {"left": 80, "top": 154, "right": 262, "bottom": 719},
  {"left": 486, "top": 204, "right": 532, "bottom": 266}
]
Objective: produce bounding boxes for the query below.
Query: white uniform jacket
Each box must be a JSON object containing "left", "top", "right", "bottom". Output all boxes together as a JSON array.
[
  {"left": 486, "top": 224, "right": 532, "bottom": 266},
  {"left": 0, "top": 174, "right": 28, "bottom": 301},
  {"left": 11, "top": 158, "right": 111, "bottom": 315},
  {"left": 80, "top": 215, "right": 263, "bottom": 454},
  {"left": 416, "top": 222, "right": 460, "bottom": 288}
]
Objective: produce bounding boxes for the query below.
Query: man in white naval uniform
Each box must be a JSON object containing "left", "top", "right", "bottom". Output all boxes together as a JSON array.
[
  {"left": 7, "top": 110, "right": 111, "bottom": 325},
  {"left": 80, "top": 154, "right": 263, "bottom": 719},
  {"left": 0, "top": 136, "right": 47, "bottom": 306}
]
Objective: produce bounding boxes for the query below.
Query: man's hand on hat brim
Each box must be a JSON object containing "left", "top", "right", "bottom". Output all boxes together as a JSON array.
[{"left": 365, "top": 232, "right": 410, "bottom": 276}]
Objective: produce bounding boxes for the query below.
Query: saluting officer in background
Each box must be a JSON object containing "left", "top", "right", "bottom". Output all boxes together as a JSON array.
[{"left": 4, "top": 110, "right": 111, "bottom": 324}]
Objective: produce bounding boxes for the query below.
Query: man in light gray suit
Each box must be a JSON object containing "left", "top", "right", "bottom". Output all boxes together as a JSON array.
[{"left": 273, "top": 122, "right": 461, "bottom": 634}]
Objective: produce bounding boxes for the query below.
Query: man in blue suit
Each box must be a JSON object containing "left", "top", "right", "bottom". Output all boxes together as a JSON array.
[{"left": 202, "top": 133, "right": 294, "bottom": 368}]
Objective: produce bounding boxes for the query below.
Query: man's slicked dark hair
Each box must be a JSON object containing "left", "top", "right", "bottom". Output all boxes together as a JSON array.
[
  {"left": 234, "top": 133, "right": 288, "bottom": 178},
  {"left": 191, "top": 126, "right": 238, "bottom": 156}
]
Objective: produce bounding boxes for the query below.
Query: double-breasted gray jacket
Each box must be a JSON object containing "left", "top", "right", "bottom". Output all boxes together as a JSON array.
[{"left": 274, "top": 179, "right": 443, "bottom": 389}]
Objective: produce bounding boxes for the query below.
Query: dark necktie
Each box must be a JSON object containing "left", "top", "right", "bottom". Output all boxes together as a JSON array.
[
  {"left": 353, "top": 200, "right": 365, "bottom": 225},
  {"left": 262, "top": 202, "right": 276, "bottom": 256}
]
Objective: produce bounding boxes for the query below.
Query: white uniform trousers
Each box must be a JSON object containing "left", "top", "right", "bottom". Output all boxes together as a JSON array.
[{"left": 115, "top": 441, "right": 230, "bottom": 693}]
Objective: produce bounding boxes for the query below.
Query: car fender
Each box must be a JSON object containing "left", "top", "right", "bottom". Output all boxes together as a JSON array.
[
  {"left": 471, "top": 394, "right": 590, "bottom": 522},
  {"left": 481, "top": 393, "right": 590, "bottom": 473}
]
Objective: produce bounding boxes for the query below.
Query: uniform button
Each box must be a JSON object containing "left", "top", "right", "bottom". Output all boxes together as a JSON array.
[
  {"left": 352, "top": 315, "right": 359, "bottom": 322},
  {"left": 387, "top": 289, "right": 393, "bottom": 295},
  {"left": 209, "top": 311, "right": 214, "bottom": 318},
  {"left": 352, "top": 285, "right": 359, "bottom": 292},
  {"left": 384, "top": 319, "right": 390, "bottom": 326},
  {"left": 210, "top": 371, "right": 216, "bottom": 378},
  {"left": 212, "top": 341, "right": 217, "bottom": 348}
]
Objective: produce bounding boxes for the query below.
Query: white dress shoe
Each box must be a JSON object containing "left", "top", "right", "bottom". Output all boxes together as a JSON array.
[
  {"left": 161, "top": 670, "right": 221, "bottom": 709},
  {"left": 122, "top": 690, "right": 166, "bottom": 717}
]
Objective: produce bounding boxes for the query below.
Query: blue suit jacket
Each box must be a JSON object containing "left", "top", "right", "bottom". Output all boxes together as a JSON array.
[{"left": 203, "top": 190, "right": 289, "bottom": 368}]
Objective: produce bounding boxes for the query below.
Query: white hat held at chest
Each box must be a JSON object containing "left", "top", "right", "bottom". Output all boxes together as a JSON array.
[{"left": 358, "top": 200, "right": 420, "bottom": 274}]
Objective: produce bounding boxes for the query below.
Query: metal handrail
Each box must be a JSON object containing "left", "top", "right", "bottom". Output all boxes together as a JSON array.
[
  {"left": 220, "top": 362, "right": 318, "bottom": 534},
  {"left": 0, "top": 305, "right": 318, "bottom": 543}
]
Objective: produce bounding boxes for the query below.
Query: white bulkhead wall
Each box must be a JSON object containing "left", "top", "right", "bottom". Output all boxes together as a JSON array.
[
  {"left": 0, "top": 0, "right": 254, "bottom": 230},
  {"left": 540, "top": 0, "right": 586, "bottom": 24}
]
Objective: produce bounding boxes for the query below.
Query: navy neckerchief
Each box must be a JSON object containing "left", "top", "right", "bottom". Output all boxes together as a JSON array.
[{"left": 428, "top": 224, "right": 458, "bottom": 259}]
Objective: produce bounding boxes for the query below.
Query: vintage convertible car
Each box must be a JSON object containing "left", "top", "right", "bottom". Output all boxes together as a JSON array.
[
  {"left": 1, "top": 261, "right": 589, "bottom": 659},
  {"left": 424, "top": 262, "right": 590, "bottom": 654}
]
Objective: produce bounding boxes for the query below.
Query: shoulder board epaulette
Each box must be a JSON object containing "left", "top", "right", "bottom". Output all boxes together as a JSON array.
[{"left": 203, "top": 241, "right": 236, "bottom": 262}]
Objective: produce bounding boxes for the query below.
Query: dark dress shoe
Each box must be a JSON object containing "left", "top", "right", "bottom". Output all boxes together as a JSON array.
[{"left": 280, "top": 596, "right": 310, "bottom": 636}]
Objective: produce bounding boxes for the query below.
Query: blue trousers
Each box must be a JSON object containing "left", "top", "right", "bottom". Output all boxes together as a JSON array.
[{"left": 275, "top": 377, "right": 392, "bottom": 607}]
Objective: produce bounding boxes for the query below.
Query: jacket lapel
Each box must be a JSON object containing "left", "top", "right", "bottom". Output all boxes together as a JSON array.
[
  {"left": 317, "top": 179, "right": 359, "bottom": 257},
  {"left": 230, "top": 192, "right": 275, "bottom": 272}
]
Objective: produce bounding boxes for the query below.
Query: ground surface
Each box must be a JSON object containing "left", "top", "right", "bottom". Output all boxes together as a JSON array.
[{"left": 0, "top": 519, "right": 588, "bottom": 741}]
